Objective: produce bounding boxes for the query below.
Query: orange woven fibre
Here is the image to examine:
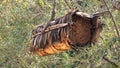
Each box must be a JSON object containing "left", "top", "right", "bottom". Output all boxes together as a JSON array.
[{"left": 36, "top": 40, "right": 71, "bottom": 56}]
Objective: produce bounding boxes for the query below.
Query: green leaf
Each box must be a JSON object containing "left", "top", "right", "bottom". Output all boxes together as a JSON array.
[{"left": 39, "top": 0, "right": 45, "bottom": 7}]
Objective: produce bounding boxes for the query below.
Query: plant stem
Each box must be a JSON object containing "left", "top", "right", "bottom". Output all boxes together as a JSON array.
[{"left": 103, "top": 56, "right": 118, "bottom": 68}]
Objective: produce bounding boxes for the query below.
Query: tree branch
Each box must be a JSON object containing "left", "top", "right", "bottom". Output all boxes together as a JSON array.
[
  {"left": 42, "top": 0, "right": 56, "bottom": 36},
  {"left": 102, "top": 0, "right": 120, "bottom": 38},
  {"left": 32, "top": 23, "right": 68, "bottom": 38},
  {"left": 103, "top": 56, "right": 118, "bottom": 68},
  {"left": 50, "top": 0, "right": 56, "bottom": 21},
  {"left": 64, "top": 0, "right": 71, "bottom": 9}
]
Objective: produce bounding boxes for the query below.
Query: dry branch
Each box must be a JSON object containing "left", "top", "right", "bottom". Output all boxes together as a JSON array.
[
  {"left": 40, "top": 0, "right": 56, "bottom": 37},
  {"left": 32, "top": 23, "right": 68, "bottom": 38},
  {"left": 93, "top": 10, "right": 109, "bottom": 16}
]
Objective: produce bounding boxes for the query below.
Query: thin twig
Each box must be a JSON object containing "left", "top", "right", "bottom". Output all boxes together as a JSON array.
[
  {"left": 102, "top": 0, "right": 120, "bottom": 38},
  {"left": 64, "top": 0, "right": 71, "bottom": 9},
  {"left": 50, "top": 0, "right": 56, "bottom": 21},
  {"left": 103, "top": 56, "right": 118, "bottom": 68}
]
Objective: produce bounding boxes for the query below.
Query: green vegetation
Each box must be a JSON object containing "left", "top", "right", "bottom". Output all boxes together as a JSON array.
[{"left": 0, "top": 0, "right": 120, "bottom": 68}]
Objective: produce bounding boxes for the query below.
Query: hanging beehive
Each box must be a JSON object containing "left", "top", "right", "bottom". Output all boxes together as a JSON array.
[{"left": 30, "top": 9, "right": 107, "bottom": 56}]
